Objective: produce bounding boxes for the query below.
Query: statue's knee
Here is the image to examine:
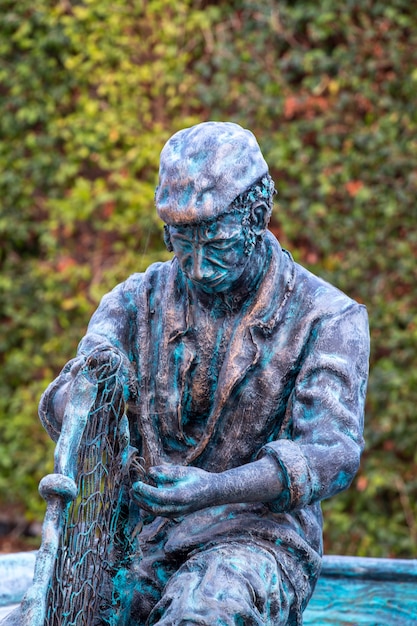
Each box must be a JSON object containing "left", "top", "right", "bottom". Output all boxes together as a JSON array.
[{"left": 147, "top": 542, "right": 293, "bottom": 626}]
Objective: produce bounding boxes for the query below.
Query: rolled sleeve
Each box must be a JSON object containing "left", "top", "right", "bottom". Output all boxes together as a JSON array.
[
  {"left": 259, "top": 440, "right": 313, "bottom": 512},
  {"left": 261, "top": 303, "right": 369, "bottom": 512}
]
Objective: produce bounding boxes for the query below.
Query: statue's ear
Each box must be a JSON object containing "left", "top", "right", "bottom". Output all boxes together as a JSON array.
[
  {"left": 163, "top": 225, "right": 174, "bottom": 252},
  {"left": 250, "top": 201, "right": 270, "bottom": 235}
]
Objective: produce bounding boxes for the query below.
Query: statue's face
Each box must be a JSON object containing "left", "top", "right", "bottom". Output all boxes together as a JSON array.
[{"left": 168, "top": 211, "right": 252, "bottom": 294}]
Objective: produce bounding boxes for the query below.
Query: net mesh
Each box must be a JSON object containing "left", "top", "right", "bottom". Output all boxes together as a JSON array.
[{"left": 45, "top": 356, "right": 139, "bottom": 626}]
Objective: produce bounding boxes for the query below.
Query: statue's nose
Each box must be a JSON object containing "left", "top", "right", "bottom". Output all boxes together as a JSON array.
[{"left": 190, "top": 247, "right": 210, "bottom": 282}]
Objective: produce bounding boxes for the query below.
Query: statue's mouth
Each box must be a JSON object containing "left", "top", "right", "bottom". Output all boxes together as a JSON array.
[{"left": 188, "top": 274, "right": 227, "bottom": 292}]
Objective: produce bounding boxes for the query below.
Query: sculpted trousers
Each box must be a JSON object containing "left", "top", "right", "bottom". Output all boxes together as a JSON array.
[{"left": 130, "top": 540, "right": 296, "bottom": 626}]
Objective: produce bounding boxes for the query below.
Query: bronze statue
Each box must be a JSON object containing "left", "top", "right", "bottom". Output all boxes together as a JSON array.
[{"left": 3, "top": 122, "right": 369, "bottom": 625}]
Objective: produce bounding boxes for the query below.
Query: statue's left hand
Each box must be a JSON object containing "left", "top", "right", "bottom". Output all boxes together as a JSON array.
[
  {"left": 130, "top": 456, "right": 283, "bottom": 518},
  {"left": 131, "top": 464, "right": 217, "bottom": 517}
]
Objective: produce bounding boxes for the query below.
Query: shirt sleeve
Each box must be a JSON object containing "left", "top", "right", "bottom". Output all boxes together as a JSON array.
[
  {"left": 38, "top": 275, "right": 141, "bottom": 441},
  {"left": 77, "top": 274, "right": 140, "bottom": 360},
  {"left": 259, "top": 303, "right": 370, "bottom": 512}
]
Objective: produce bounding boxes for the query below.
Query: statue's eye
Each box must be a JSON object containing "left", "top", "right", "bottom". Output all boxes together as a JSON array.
[
  {"left": 207, "top": 240, "right": 232, "bottom": 251},
  {"left": 171, "top": 235, "right": 193, "bottom": 250}
]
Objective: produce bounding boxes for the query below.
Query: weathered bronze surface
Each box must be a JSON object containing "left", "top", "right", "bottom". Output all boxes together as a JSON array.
[
  {"left": 3, "top": 554, "right": 417, "bottom": 624},
  {"left": 2, "top": 122, "right": 370, "bottom": 625}
]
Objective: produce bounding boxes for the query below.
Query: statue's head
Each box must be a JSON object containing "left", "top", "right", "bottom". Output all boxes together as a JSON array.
[{"left": 155, "top": 122, "right": 275, "bottom": 293}]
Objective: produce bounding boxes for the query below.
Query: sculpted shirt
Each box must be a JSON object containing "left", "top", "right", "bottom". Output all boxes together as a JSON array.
[{"left": 39, "top": 231, "right": 370, "bottom": 610}]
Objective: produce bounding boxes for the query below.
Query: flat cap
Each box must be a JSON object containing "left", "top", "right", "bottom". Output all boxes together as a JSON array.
[{"left": 155, "top": 121, "right": 268, "bottom": 225}]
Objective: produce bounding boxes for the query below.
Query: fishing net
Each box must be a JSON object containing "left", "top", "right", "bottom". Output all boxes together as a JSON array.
[{"left": 44, "top": 352, "right": 142, "bottom": 626}]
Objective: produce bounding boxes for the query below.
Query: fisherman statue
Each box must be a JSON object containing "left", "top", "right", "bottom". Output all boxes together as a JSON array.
[{"left": 3, "top": 122, "right": 369, "bottom": 625}]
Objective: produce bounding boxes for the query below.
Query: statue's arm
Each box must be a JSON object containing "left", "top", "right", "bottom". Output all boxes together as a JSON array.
[
  {"left": 258, "top": 302, "right": 370, "bottom": 512},
  {"left": 39, "top": 277, "right": 139, "bottom": 441},
  {"left": 131, "top": 455, "right": 283, "bottom": 517}
]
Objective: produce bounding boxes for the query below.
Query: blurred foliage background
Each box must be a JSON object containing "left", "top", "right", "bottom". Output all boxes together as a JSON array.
[{"left": 1, "top": 0, "right": 416, "bottom": 557}]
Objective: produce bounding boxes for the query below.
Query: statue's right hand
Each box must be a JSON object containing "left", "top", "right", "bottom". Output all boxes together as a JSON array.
[
  {"left": 65, "top": 348, "right": 124, "bottom": 384},
  {"left": 82, "top": 346, "right": 136, "bottom": 400},
  {"left": 51, "top": 350, "right": 121, "bottom": 421},
  {"left": 83, "top": 348, "right": 124, "bottom": 382},
  {"left": 44, "top": 346, "right": 134, "bottom": 440}
]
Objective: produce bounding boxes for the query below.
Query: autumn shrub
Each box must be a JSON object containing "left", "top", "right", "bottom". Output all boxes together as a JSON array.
[{"left": 1, "top": 0, "right": 416, "bottom": 556}]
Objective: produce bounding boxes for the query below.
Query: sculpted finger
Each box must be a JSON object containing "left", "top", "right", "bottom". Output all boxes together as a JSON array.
[
  {"left": 131, "top": 481, "right": 167, "bottom": 505},
  {"left": 147, "top": 465, "right": 175, "bottom": 484},
  {"left": 69, "top": 356, "right": 87, "bottom": 378},
  {"left": 147, "top": 464, "right": 186, "bottom": 485},
  {"left": 130, "top": 482, "right": 187, "bottom": 517}
]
